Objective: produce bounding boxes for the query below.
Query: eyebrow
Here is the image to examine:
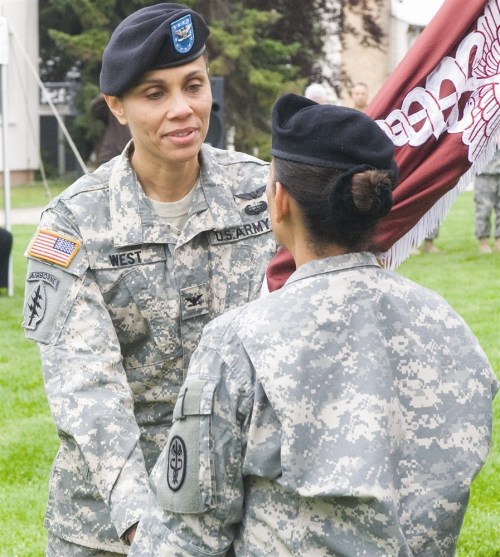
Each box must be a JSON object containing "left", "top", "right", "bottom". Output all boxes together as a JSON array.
[{"left": 137, "top": 70, "right": 205, "bottom": 87}]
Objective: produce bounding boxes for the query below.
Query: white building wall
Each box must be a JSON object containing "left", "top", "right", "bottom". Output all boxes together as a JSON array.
[
  {"left": 339, "top": 0, "right": 392, "bottom": 106},
  {"left": 391, "top": 0, "right": 445, "bottom": 68},
  {"left": 391, "top": 0, "right": 445, "bottom": 28},
  {"left": 318, "top": 0, "right": 343, "bottom": 104},
  {"left": 0, "top": 0, "right": 39, "bottom": 184}
]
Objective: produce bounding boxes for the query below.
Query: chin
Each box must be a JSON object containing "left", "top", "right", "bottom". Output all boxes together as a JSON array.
[{"left": 169, "top": 143, "right": 203, "bottom": 164}]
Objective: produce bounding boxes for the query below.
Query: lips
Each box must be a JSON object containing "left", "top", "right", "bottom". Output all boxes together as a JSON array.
[
  {"left": 165, "top": 127, "right": 199, "bottom": 146},
  {"left": 169, "top": 128, "right": 196, "bottom": 137}
]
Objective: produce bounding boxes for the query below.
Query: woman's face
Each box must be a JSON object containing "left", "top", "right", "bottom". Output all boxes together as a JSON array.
[{"left": 108, "top": 56, "right": 212, "bottom": 168}]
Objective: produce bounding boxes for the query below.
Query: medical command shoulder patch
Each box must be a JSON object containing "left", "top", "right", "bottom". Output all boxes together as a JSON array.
[
  {"left": 167, "top": 435, "right": 187, "bottom": 492},
  {"left": 28, "top": 229, "right": 81, "bottom": 268}
]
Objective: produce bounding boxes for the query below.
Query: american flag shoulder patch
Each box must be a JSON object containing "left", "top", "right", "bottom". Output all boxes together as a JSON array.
[{"left": 28, "top": 229, "right": 81, "bottom": 268}]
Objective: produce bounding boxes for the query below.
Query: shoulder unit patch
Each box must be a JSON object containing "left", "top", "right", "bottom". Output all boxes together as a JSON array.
[
  {"left": 167, "top": 435, "right": 187, "bottom": 492},
  {"left": 23, "top": 281, "right": 47, "bottom": 331}
]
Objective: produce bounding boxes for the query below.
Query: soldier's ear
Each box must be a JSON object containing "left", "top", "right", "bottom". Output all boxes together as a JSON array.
[
  {"left": 105, "top": 95, "right": 128, "bottom": 125},
  {"left": 274, "top": 181, "right": 291, "bottom": 224}
]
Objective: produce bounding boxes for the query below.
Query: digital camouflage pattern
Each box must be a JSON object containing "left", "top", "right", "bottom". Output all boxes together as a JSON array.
[
  {"left": 131, "top": 252, "right": 498, "bottom": 557},
  {"left": 22, "top": 143, "right": 276, "bottom": 553},
  {"left": 474, "top": 150, "right": 500, "bottom": 239}
]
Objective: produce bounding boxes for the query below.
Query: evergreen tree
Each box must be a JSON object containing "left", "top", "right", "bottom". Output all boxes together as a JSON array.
[{"left": 39, "top": 0, "right": 150, "bottom": 159}]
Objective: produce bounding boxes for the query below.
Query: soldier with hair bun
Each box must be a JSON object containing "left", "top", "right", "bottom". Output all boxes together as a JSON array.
[
  {"left": 131, "top": 94, "right": 498, "bottom": 557},
  {"left": 23, "top": 4, "right": 276, "bottom": 555}
]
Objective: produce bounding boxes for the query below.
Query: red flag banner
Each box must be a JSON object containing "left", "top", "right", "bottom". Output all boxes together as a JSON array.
[
  {"left": 368, "top": 0, "right": 500, "bottom": 267},
  {"left": 266, "top": 0, "right": 500, "bottom": 290}
]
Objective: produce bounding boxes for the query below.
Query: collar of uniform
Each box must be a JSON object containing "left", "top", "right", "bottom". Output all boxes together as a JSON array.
[
  {"left": 197, "top": 144, "right": 246, "bottom": 231},
  {"left": 109, "top": 148, "right": 196, "bottom": 247},
  {"left": 109, "top": 149, "right": 145, "bottom": 247},
  {"left": 285, "top": 252, "right": 381, "bottom": 287},
  {"left": 109, "top": 144, "right": 245, "bottom": 247}
]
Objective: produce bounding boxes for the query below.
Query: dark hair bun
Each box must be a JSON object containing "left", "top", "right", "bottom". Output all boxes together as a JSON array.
[{"left": 329, "top": 165, "right": 393, "bottom": 227}]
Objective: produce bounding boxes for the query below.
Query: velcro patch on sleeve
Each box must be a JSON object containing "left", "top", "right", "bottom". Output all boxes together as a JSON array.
[
  {"left": 28, "top": 229, "right": 81, "bottom": 268},
  {"left": 155, "top": 380, "right": 217, "bottom": 514}
]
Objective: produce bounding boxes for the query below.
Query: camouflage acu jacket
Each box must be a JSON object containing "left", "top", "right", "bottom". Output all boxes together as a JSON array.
[
  {"left": 131, "top": 252, "right": 498, "bottom": 557},
  {"left": 22, "top": 144, "right": 276, "bottom": 552},
  {"left": 479, "top": 148, "right": 500, "bottom": 175}
]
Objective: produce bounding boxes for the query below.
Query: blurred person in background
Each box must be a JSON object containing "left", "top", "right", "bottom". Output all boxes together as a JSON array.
[
  {"left": 474, "top": 148, "right": 500, "bottom": 253},
  {"left": 304, "top": 82, "right": 330, "bottom": 104},
  {"left": 350, "top": 81, "right": 369, "bottom": 112},
  {"left": 0, "top": 227, "right": 12, "bottom": 293},
  {"left": 420, "top": 225, "right": 440, "bottom": 254},
  {"left": 91, "top": 93, "right": 132, "bottom": 166}
]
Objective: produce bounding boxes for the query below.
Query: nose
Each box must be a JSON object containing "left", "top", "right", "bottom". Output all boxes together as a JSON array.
[{"left": 167, "top": 92, "right": 194, "bottom": 120}]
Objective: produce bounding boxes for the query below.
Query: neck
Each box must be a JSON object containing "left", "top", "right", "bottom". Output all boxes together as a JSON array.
[
  {"left": 279, "top": 210, "right": 348, "bottom": 268},
  {"left": 130, "top": 151, "right": 200, "bottom": 202},
  {"left": 281, "top": 218, "right": 348, "bottom": 268},
  {"left": 291, "top": 241, "right": 349, "bottom": 268}
]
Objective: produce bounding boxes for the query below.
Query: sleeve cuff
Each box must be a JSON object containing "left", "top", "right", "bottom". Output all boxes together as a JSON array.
[{"left": 109, "top": 445, "right": 150, "bottom": 539}]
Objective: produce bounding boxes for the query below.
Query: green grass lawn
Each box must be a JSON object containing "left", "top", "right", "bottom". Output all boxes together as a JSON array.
[
  {"left": 0, "top": 224, "right": 58, "bottom": 556},
  {"left": 0, "top": 189, "right": 499, "bottom": 555},
  {"left": 0, "top": 180, "right": 70, "bottom": 209}
]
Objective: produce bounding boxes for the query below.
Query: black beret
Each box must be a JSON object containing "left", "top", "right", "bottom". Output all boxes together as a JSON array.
[
  {"left": 100, "top": 3, "right": 210, "bottom": 96},
  {"left": 271, "top": 93, "right": 396, "bottom": 172}
]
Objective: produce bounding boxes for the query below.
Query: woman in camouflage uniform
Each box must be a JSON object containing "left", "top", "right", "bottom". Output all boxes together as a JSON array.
[
  {"left": 131, "top": 94, "right": 498, "bottom": 557},
  {"left": 23, "top": 4, "right": 276, "bottom": 555}
]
